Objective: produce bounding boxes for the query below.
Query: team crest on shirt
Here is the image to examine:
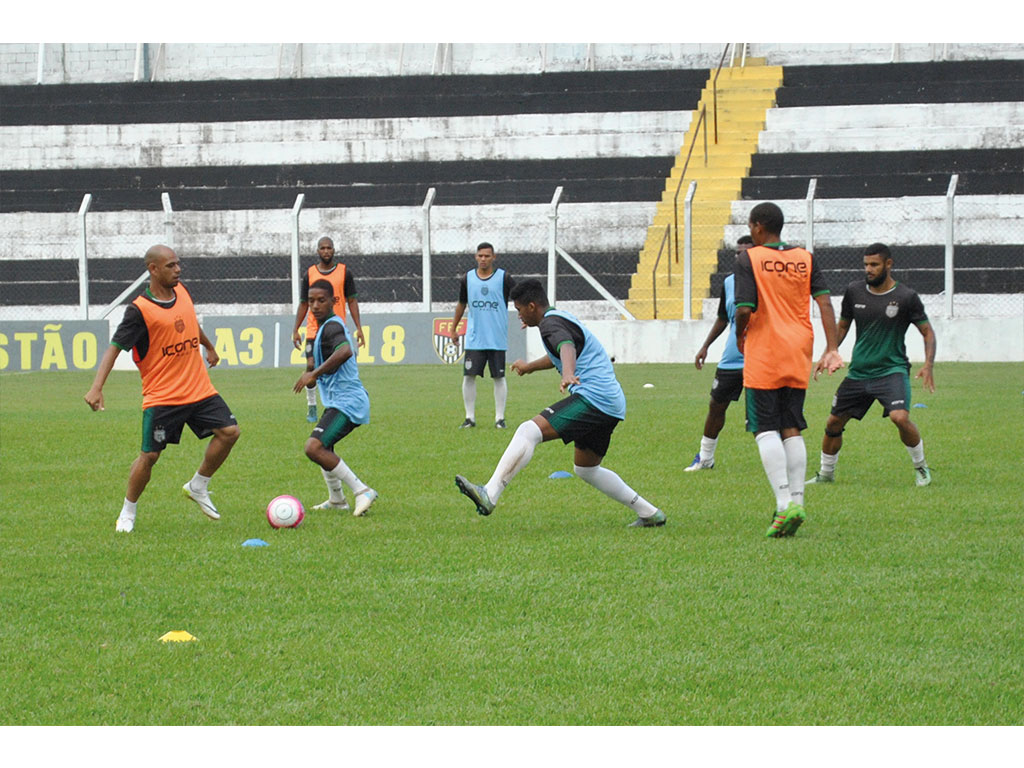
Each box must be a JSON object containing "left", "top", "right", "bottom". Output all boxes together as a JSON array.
[
  {"left": 174, "top": 316, "right": 185, "bottom": 333},
  {"left": 885, "top": 303, "right": 899, "bottom": 318},
  {"left": 432, "top": 317, "right": 466, "bottom": 364}
]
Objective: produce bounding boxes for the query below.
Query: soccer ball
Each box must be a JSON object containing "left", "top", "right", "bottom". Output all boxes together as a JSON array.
[{"left": 266, "top": 495, "right": 305, "bottom": 529}]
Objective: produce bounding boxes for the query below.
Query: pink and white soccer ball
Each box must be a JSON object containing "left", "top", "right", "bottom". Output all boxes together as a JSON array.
[{"left": 266, "top": 495, "right": 305, "bottom": 529}]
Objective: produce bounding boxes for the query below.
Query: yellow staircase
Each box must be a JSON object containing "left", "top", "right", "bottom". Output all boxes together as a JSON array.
[{"left": 625, "top": 61, "right": 783, "bottom": 319}]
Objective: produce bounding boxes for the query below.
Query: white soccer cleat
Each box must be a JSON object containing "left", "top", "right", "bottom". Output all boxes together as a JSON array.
[
  {"left": 182, "top": 482, "right": 220, "bottom": 520},
  {"left": 312, "top": 499, "right": 350, "bottom": 511},
  {"left": 353, "top": 488, "right": 378, "bottom": 517},
  {"left": 684, "top": 452, "right": 714, "bottom": 472},
  {"left": 115, "top": 511, "right": 135, "bottom": 533}
]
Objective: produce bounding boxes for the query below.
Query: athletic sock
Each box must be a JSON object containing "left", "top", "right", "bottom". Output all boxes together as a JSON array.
[
  {"left": 820, "top": 450, "right": 839, "bottom": 476},
  {"left": 121, "top": 498, "right": 137, "bottom": 517},
  {"left": 699, "top": 436, "right": 718, "bottom": 464},
  {"left": 462, "top": 376, "right": 477, "bottom": 420},
  {"left": 485, "top": 420, "right": 543, "bottom": 502},
  {"left": 493, "top": 376, "right": 508, "bottom": 422},
  {"left": 329, "top": 458, "right": 364, "bottom": 495},
  {"left": 574, "top": 464, "right": 658, "bottom": 517},
  {"left": 320, "top": 467, "right": 346, "bottom": 504},
  {"left": 906, "top": 439, "right": 926, "bottom": 468},
  {"left": 755, "top": 431, "right": 791, "bottom": 513},
  {"left": 306, "top": 386, "right": 317, "bottom": 407},
  {"left": 189, "top": 472, "right": 211, "bottom": 493},
  {"left": 783, "top": 435, "right": 807, "bottom": 507}
]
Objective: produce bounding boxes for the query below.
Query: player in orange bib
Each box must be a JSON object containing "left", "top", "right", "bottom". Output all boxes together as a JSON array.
[
  {"left": 733, "top": 202, "right": 843, "bottom": 539},
  {"left": 84, "top": 245, "right": 240, "bottom": 533},
  {"left": 292, "top": 236, "right": 364, "bottom": 422}
]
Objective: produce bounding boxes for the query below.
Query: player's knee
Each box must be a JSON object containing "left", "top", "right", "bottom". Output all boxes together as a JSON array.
[
  {"left": 573, "top": 464, "right": 600, "bottom": 484},
  {"left": 303, "top": 438, "right": 323, "bottom": 461},
  {"left": 889, "top": 410, "right": 911, "bottom": 428},
  {"left": 218, "top": 424, "right": 241, "bottom": 445},
  {"left": 824, "top": 420, "right": 844, "bottom": 438}
]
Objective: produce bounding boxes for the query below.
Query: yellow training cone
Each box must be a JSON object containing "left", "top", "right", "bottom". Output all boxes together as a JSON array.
[{"left": 159, "top": 630, "right": 197, "bottom": 643}]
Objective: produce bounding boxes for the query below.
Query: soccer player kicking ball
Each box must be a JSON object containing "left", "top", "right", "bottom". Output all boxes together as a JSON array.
[
  {"left": 454, "top": 279, "right": 665, "bottom": 528},
  {"left": 293, "top": 280, "right": 377, "bottom": 517},
  {"left": 807, "top": 243, "right": 936, "bottom": 487}
]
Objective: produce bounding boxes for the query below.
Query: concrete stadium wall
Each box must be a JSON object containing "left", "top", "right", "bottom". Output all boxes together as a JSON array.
[{"left": 4, "top": 43, "right": 1022, "bottom": 85}]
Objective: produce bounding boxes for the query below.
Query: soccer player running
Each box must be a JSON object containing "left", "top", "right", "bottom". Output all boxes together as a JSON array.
[
  {"left": 292, "top": 236, "right": 365, "bottom": 423},
  {"left": 454, "top": 279, "right": 665, "bottom": 528},
  {"left": 685, "top": 235, "right": 753, "bottom": 471},
  {"left": 448, "top": 242, "right": 515, "bottom": 429},
  {"left": 84, "top": 245, "right": 240, "bottom": 533},
  {"left": 292, "top": 280, "right": 377, "bottom": 516},
  {"left": 807, "top": 243, "right": 936, "bottom": 486},
  {"left": 733, "top": 203, "right": 843, "bottom": 538}
]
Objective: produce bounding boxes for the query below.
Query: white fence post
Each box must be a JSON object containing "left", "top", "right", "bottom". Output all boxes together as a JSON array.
[
  {"left": 77, "top": 194, "right": 92, "bottom": 319},
  {"left": 290, "top": 194, "right": 305, "bottom": 310},
  {"left": 422, "top": 187, "right": 436, "bottom": 311},
  {"left": 161, "top": 193, "right": 174, "bottom": 249},
  {"left": 683, "top": 181, "right": 697, "bottom": 320},
  {"left": 805, "top": 178, "right": 817, "bottom": 254},
  {"left": 133, "top": 44, "right": 144, "bottom": 82},
  {"left": 548, "top": 186, "right": 563, "bottom": 304},
  {"left": 945, "top": 174, "right": 959, "bottom": 319},
  {"left": 36, "top": 43, "right": 45, "bottom": 84}
]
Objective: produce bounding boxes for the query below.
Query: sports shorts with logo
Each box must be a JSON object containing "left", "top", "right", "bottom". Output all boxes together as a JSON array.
[
  {"left": 141, "top": 394, "right": 236, "bottom": 453},
  {"left": 831, "top": 372, "right": 911, "bottom": 419},
  {"left": 710, "top": 367, "right": 744, "bottom": 403},
  {"left": 540, "top": 393, "right": 620, "bottom": 457},
  {"left": 744, "top": 387, "right": 807, "bottom": 434},
  {"left": 311, "top": 408, "right": 361, "bottom": 450},
  {"left": 464, "top": 349, "right": 505, "bottom": 378}
]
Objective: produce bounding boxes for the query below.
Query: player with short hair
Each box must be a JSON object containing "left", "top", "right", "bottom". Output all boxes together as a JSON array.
[
  {"left": 454, "top": 279, "right": 665, "bottom": 528},
  {"left": 685, "top": 235, "right": 753, "bottom": 471},
  {"left": 293, "top": 279, "right": 377, "bottom": 516},
  {"left": 448, "top": 242, "right": 515, "bottom": 429},
  {"left": 733, "top": 203, "right": 843, "bottom": 538},
  {"left": 84, "top": 244, "right": 240, "bottom": 533},
  {"left": 807, "top": 243, "right": 936, "bottom": 486},
  {"left": 292, "top": 236, "right": 365, "bottom": 423}
]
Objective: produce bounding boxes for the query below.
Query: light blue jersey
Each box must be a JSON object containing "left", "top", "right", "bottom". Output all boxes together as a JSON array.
[
  {"left": 314, "top": 315, "right": 370, "bottom": 424},
  {"left": 465, "top": 268, "right": 509, "bottom": 350},
  {"left": 541, "top": 307, "right": 626, "bottom": 420},
  {"left": 719, "top": 274, "right": 744, "bottom": 370}
]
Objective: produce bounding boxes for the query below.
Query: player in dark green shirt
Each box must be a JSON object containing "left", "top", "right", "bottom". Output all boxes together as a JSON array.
[{"left": 808, "top": 243, "right": 937, "bottom": 487}]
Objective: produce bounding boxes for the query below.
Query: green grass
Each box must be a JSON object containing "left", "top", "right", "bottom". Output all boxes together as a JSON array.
[{"left": 1, "top": 362, "right": 1022, "bottom": 725}]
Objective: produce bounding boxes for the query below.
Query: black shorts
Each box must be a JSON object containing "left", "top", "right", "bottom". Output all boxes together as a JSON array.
[
  {"left": 744, "top": 387, "right": 807, "bottom": 434},
  {"left": 310, "top": 408, "right": 361, "bottom": 450},
  {"left": 540, "top": 393, "right": 620, "bottom": 457},
  {"left": 464, "top": 349, "right": 506, "bottom": 378},
  {"left": 710, "top": 367, "right": 744, "bottom": 404},
  {"left": 141, "top": 394, "right": 236, "bottom": 453},
  {"left": 831, "top": 372, "right": 912, "bottom": 419}
]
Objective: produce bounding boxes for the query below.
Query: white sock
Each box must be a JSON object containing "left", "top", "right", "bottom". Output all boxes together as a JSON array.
[
  {"left": 485, "top": 420, "right": 543, "bottom": 502},
  {"left": 306, "top": 386, "right": 317, "bottom": 407},
  {"left": 493, "top": 377, "right": 508, "bottom": 421},
  {"left": 121, "top": 498, "right": 137, "bottom": 518},
  {"left": 699, "top": 436, "right": 718, "bottom": 464},
  {"left": 574, "top": 464, "right": 658, "bottom": 517},
  {"left": 755, "top": 431, "right": 791, "bottom": 512},
  {"left": 783, "top": 435, "right": 807, "bottom": 507},
  {"left": 821, "top": 450, "right": 839, "bottom": 475},
  {"left": 906, "top": 440, "right": 926, "bottom": 468},
  {"left": 462, "top": 376, "right": 477, "bottom": 420},
  {"left": 320, "top": 467, "right": 346, "bottom": 504},
  {"left": 329, "top": 458, "right": 365, "bottom": 495},
  {"left": 189, "top": 472, "right": 211, "bottom": 493}
]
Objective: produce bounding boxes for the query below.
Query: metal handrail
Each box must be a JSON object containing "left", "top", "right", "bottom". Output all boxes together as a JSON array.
[
  {"left": 672, "top": 105, "right": 707, "bottom": 265},
  {"left": 651, "top": 224, "right": 672, "bottom": 319}
]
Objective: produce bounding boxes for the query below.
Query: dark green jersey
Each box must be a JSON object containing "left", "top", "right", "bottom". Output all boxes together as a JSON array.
[{"left": 841, "top": 281, "right": 928, "bottom": 380}]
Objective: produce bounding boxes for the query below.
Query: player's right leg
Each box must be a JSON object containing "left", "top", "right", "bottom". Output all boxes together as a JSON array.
[
  {"left": 119, "top": 449, "right": 160, "bottom": 532},
  {"left": 460, "top": 351, "right": 487, "bottom": 427}
]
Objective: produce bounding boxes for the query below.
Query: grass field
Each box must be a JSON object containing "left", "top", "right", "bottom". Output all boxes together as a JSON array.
[{"left": 1, "top": 361, "right": 1021, "bottom": 726}]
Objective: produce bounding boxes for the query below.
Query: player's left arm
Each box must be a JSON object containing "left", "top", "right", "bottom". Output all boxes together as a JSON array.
[
  {"left": 915, "top": 322, "right": 936, "bottom": 393},
  {"left": 511, "top": 356, "right": 555, "bottom": 376},
  {"left": 557, "top": 342, "right": 580, "bottom": 393},
  {"left": 346, "top": 296, "right": 364, "bottom": 348},
  {"left": 198, "top": 327, "right": 220, "bottom": 367}
]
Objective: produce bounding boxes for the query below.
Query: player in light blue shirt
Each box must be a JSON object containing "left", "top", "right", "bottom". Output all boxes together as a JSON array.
[
  {"left": 455, "top": 279, "right": 665, "bottom": 528},
  {"left": 293, "top": 280, "right": 377, "bottom": 517},
  {"left": 449, "top": 242, "right": 516, "bottom": 429},
  {"left": 685, "top": 237, "right": 751, "bottom": 471}
]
